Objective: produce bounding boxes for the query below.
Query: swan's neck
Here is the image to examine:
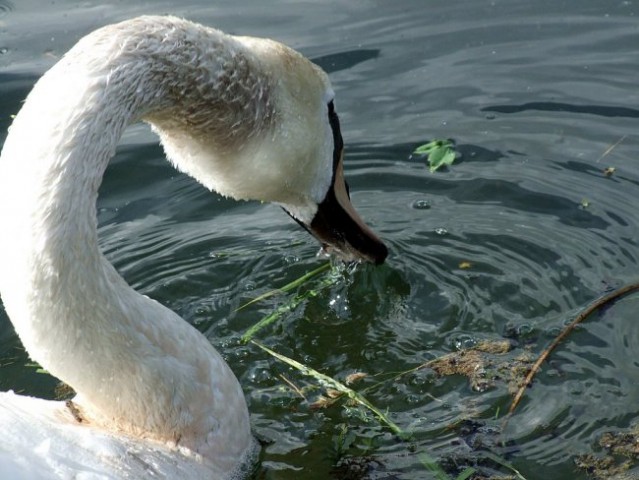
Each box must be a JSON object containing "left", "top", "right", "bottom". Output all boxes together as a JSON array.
[{"left": 0, "top": 17, "right": 255, "bottom": 471}]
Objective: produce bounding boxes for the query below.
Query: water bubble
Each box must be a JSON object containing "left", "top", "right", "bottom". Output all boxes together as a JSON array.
[
  {"left": 408, "top": 373, "right": 427, "bottom": 387},
  {"left": 452, "top": 334, "right": 476, "bottom": 350},
  {"left": 412, "top": 199, "right": 431, "bottom": 210},
  {"left": 248, "top": 367, "right": 272, "bottom": 384},
  {"left": 0, "top": 47, "right": 8, "bottom": 55},
  {"left": 435, "top": 227, "right": 448, "bottom": 235},
  {"left": 517, "top": 323, "right": 534, "bottom": 337},
  {"left": 283, "top": 254, "right": 299, "bottom": 264}
]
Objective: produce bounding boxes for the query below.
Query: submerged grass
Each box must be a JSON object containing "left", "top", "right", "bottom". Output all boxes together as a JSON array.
[
  {"left": 240, "top": 262, "right": 338, "bottom": 343},
  {"left": 242, "top": 264, "right": 526, "bottom": 480},
  {"left": 252, "top": 340, "right": 406, "bottom": 438},
  {"left": 236, "top": 262, "right": 331, "bottom": 312}
]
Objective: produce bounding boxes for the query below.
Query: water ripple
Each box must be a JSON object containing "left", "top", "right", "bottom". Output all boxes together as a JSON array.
[
  {"left": 3, "top": 1, "right": 639, "bottom": 478},
  {"left": 0, "top": 1, "right": 13, "bottom": 17}
]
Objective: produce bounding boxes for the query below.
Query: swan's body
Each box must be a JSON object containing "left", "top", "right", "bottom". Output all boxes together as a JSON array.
[{"left": 0, "top": 16, "right": 386, "bottom": 479}]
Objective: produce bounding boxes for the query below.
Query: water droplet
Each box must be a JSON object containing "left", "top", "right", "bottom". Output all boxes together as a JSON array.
[
  {"left": 283, "top": 254, "right": 299, "bottom": 264},
  {"left": 452, "top": 334, "right": 476, "bottom": 350},
  {"left": 412, "top": 199, "right": 431, "bottom": 210},
  {"left": 517, "top": 323, "right": 533, "bottom": 336}
]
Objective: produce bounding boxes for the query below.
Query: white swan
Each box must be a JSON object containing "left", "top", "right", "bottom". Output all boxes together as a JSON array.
[{"left": 0, "top": 16, "right": 387, "bottom": 479}]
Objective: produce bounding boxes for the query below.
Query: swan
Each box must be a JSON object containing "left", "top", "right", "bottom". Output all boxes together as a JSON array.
[{"left": 0, "top": 16, "right": 387, "bottom": 479}]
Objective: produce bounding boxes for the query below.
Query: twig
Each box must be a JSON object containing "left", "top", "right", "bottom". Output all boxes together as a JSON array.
[
  {"left": 508, "top": 282, "right": 639, "bottom": 416},
  {"left": 596, "top": 135, "right": 626, "bottom": 163},
  {"left": 278, "top": 374, "right": 307, "bottom": 400}
]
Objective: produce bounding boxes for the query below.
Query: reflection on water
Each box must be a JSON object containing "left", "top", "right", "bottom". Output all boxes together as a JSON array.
[
  {"left": 0, "top": 1, "right": 13, "bottom": 16},
  {"left": 1, "top": 1, "right": 639, "bottom": 479}
]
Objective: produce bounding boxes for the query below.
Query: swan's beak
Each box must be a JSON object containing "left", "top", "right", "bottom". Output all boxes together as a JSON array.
[
  {"left": 307, "top": 151, "right": 388, "bottom": 265},
  {"left": 283, "top": 100, "right": 387, "bottom": 264}
]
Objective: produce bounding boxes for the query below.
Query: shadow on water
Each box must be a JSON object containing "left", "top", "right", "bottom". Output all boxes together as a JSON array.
[
  {"left": 482, "top": 102, "right": 639, "bottom": 119},
  {"left": 312, "top": 49, "right": 380, "bottom": 74}
]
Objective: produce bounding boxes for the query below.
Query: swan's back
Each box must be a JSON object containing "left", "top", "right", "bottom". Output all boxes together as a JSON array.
[{"left": 0, "top": 391, "right": 247, "bottom": 479}]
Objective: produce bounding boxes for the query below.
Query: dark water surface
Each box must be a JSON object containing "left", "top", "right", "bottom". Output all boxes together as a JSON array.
[{"left": 1, "top": 1, "right": 638, "bottom": 479}]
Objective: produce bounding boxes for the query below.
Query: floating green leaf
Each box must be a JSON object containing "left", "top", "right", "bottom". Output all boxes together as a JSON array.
[{"left": 413, "top": 139, "right": 457, "bottom": 172}]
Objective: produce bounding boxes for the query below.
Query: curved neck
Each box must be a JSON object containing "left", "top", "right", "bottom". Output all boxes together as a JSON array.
[
  {"left": 0, "top": 49, "right": 136, "bottom": 365},
  {"left": 0, "top": 17, "right": 253, "bottom": 471}
]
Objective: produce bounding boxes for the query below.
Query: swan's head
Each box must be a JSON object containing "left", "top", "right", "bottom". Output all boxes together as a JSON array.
[
  {"left": 279, "top": 101, "right": 389, "bottom": 265},
  {"left": 149, "top": 29, "right": 387, "bottom": 264}
]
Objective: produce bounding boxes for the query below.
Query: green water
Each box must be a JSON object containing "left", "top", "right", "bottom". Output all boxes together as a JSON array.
[{"left": 1, "top": 1, "right": 639, "bottom": 478}]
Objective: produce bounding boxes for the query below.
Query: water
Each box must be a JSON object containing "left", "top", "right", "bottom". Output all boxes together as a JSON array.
[{"left": 1, "top": 1, "right": 639, "bottom": 478}]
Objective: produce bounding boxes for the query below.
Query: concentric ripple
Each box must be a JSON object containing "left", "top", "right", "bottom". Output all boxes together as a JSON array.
[{"left": 1, "top": 1, "right": 639, "bottom": 479}]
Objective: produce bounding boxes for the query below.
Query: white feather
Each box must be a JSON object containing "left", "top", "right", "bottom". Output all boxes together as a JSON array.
[{"left": 0, "top": 15, "right": 336, "bottom": 479}]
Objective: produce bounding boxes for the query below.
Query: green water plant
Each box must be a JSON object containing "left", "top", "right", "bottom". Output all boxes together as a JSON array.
[
  {"left": 417, "top": 451, "right": 474, "bottom": 480},
  {"left": 25, "top": 361, "right": 48, "bottom": 374},
  {"left": 252, "top": 340, "right": 406, "bottom": 438},
  {"left": 240, "top": 262, "right": 340, "bottom": 343},
  {"left": 243, "top": 265, "right": 531, "bottom": 479},
  {"left": 413, "top": 139, "right": 457, "bottom": 172},
  {"left": 236, "top": 262, "right": 331, "bottom": 313}
]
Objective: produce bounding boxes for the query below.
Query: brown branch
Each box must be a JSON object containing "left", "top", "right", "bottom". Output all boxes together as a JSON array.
[
  {"left": 508, "top": 282, "right": 639, "bottom": 416},
  {"left": 278, "top": 373, "right": 307, "bottom": 400}
]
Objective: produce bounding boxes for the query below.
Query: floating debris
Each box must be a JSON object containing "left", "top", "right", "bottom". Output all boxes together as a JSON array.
[
  {"left": 427, "top": 340, "right": 529, "bottom": 394},
  {"left": 345, "top": 372, "right": 368, "bottom": 385},
  {"left": 413, "top": 139, "right": 457, "bottom": 173}
]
